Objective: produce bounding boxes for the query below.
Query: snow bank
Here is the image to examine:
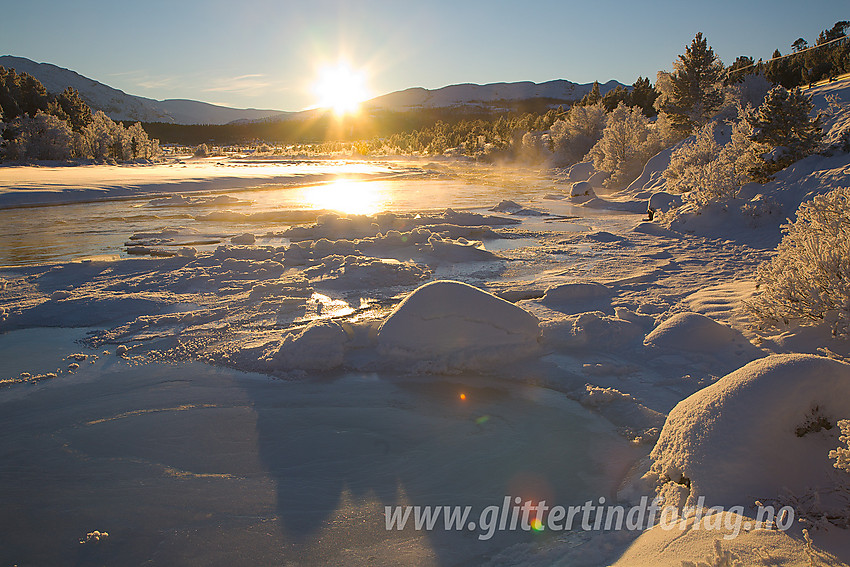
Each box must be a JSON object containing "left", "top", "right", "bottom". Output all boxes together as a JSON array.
[
  {"left": 650, "top": 354, "right": 850, "bottom": 509},
  {"left": 613, "top": 513, "right": 837, "bottom": 567},
  {"left": 376, "top": 280, "right": 540, "bottom": 371}
]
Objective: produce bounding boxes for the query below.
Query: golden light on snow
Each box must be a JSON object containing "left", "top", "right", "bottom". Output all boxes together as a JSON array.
[
  {"left": 302, "top": 179, "right": 387, "bottom": 215},
  {"left": 312, "top": 61, "right": 371, "bottom": 116}
]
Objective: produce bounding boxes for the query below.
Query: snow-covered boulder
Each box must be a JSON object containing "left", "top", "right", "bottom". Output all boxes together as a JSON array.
[
  {"left": 586, "top": 170, "right": 609, "bottom": 188},
  {"left": 541, "top": 282, "right": 612, "bottom": 313},
  {"left": 570, "top": 181, "right": 596, "bottom": 199},
  {"left": 377, "top": 280, "right": 540, "bottom": 371},
  {"left": 542, "top": 311, "right": 643, "bottom": 349},
  {"left": 567, "top": 161, "right": 595, "bottom": 183},
  {"left": 650, "top": 354, "right": 850, "bottom": 508},
  {"left": 271, "top": 320, "right": 349, "bottom": 371},
  {"left": 231, "top": 233, "right": 256, "bottom": 245},
  {"left": 647, "top": 192, "right": 683, "bottom": 216},
  {"left": 644, "top": 312, "right": 751, "bottom": 354}
]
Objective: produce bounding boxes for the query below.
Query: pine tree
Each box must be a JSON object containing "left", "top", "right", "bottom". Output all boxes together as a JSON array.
[
  {"left": 630, "top": 76, "right": 658, "bottom": 117},
  {"left": 579, "top": 81, "right": 601, "bottom": 106},
  {"left": 747, "top": 85, "right": 822, "bottom": 178},
  {"left": 56, "top": 87, "right": 92, "bottom": 132},
  {"left": 659, "top": 32, "right": 725, "bottom": 134}
]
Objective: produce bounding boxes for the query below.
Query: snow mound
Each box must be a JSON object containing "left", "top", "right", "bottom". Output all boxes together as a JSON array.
[
  {"left": 644, "top": 312, "right": 751, "bottom": 353},
  {"left": 269, "top": 320, "right": 349, "bottom": 371},
  {"left": 376, "top": 280, "right": 540, "bottom": 371},
  {"left": 650, "top": 354, "right": 850, "bottom": 508}
]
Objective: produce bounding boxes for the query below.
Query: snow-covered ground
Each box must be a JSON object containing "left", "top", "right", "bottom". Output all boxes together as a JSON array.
[{"left": 2, "top": 86, "right": 850, "bottom": 564}]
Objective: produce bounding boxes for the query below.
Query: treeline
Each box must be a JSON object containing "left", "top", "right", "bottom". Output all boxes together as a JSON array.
[
  {"left": 731, "top": 21, "right": 850, "bottom": 88},
  {"left": 0, "top": 67, "right": 161, "bottom": 162}
]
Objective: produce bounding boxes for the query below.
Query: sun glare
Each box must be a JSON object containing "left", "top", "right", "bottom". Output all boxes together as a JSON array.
[
  {"left": 312, "top": 62, "right": 370, "bottom": 116},
  {"left": 302, "top": 179, "right": 387, "bottom": 216}
]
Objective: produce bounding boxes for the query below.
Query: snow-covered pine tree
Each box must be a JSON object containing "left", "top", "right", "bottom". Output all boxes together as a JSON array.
[
  {"left": 657, "top": 32, "right": 725, "bottom": 134},
  {"left": 747, "top": 85, "right": 822, "bottom": 179}
]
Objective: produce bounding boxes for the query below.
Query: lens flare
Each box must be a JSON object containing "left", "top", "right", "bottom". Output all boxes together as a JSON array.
[{"left": 312, "top": 61, "right": 371, "bottom": 116}]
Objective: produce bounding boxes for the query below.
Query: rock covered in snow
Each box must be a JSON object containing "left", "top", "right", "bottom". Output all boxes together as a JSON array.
[
  {"left": 650, "top": 354, "right": 850, "bottom": 508},
  {"left": 270, "top": 320, "right": 350, "bottom": 371},
  {"left": 542, "top": 311, "right": 643, "bottom": 349},
  {"left": 647, "top": 192, "right": 683, "bottom": 215},
  {"left": 570, "top": 181, "right": 596, "bottom": 199},
  {"left": 644, "top": 312, "right": 752, "bottom": 354},
  {"left": 567, "top": 162, "right": 595, "bottom": 183},
  {"left": 231, "top": 233, "right": 256, "bottom": 245},
  {"left": 376, "top": 280, "right": 540, "bottom": 371},
  {"left": 541, "top": 282, "right": 612, "bottom": 312}
]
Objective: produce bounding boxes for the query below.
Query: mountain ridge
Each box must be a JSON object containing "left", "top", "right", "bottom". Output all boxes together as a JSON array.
[{"left": 1, "top": 55, "right": 627, "bottom": 125}]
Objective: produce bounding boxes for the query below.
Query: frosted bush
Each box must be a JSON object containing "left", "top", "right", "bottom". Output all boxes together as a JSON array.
[
  {"left": 194, "top": 143, "right": 210, "bottom": 157},
  {"left": 549, "top": 102, "right": 607, "bottom": 166},
  {"left": 748, "top": 187, "right": 850, "bottom": 335},
  {"left": 830, "top": 420, "right": 850, "bottom": 473},
  {"left": 586, "top": 102, "right": 669, "bottom": 188},
  {"left": 664, "top": 111, "right": 766, "bottom": 205},
  {"left": 664, "top": 122, "right": 721, "bottom": 194}
]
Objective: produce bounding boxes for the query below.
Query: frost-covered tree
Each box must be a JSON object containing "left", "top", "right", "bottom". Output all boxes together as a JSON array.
[
  {"left": 664, "top": 109, "right": 767, "bottom": 204},
  {"left": 747, "top": 186, "right": 850, "bottom": 335},
  {"left": 586, "top": 102, "right": 667, "bottom": 188},
  {"left": 549, "top": 102, "right": 607, "bottom": 166},
  {"left": 5, "top": 112, "right": 74, "bottom": 161},
  {"left": 747, "top": 85, "right": 822, "bottom": 178},
  {"left": 657, "top": 32, "right": 725, "bottom": 134}
]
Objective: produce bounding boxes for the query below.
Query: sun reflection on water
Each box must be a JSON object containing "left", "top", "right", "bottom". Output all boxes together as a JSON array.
[{"left": 301, "top": 179, "right": 390, "bottom": 216}]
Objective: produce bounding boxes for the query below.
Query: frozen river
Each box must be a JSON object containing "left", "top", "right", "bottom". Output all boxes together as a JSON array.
[{"left": 0, "top": 157, "right": 643, "bottom": 565}]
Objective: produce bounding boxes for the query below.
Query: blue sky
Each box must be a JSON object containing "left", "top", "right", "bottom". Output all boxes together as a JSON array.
[{"left": 1, "top": 0, "right": 846, "bottom": 111}]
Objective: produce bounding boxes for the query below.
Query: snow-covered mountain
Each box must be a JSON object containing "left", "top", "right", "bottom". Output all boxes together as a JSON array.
[
  {"left": 363, "top": 79, "right": 625, "bottom": 111},
  {"left": 0, "top": 56, "right": 290, "bottom": 125}
]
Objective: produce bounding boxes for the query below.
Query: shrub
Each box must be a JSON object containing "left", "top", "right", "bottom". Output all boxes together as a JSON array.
[
  {"left": 747, "top": 187, "right": 850, "bottom": 335},
  {"left": 549, "top": 102, "right": 607, "bottom": 166},
  {"left": 586, "top": 103, "right": 669, "bottom": 188},
  {"left": 664, "top": 110, "right": 767, "bottom": 205},
  {"left": 830, "top": 420, "right": 850, "bottom": 473}
]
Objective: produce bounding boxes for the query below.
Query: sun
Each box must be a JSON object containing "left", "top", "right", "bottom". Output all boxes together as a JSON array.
[{"left": 312, "top": 61, "right": 370, "bottom": 116}]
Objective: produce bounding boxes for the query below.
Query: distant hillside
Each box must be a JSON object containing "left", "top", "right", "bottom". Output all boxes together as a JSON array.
[
  {"left": 363, "top": 80, "right": 625, "bottom": 111},
  {"left": 0, "top": 56, "right": 290, "bottom": 125}
]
